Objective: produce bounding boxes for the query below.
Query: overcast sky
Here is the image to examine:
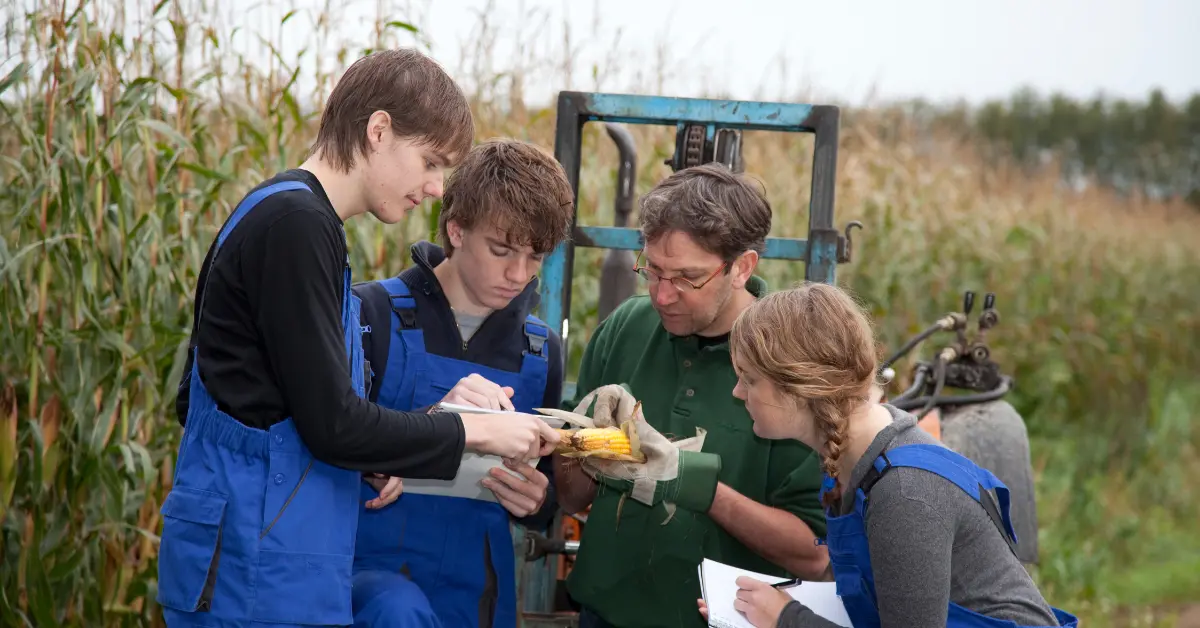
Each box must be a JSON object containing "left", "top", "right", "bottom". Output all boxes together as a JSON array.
[
  {"left": 409, "top": 0, "right": 1199, "bottom": 106},
  {"left": 152, "top": 0, "right": 1199, "bottom": 107}
]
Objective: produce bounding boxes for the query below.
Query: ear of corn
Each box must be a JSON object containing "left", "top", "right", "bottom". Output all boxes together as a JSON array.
[
  {"left": 557, "top": 427, "right": 632, "bottom": 454},
  {"left": 545, "top": 399, "right": 652, "bottom": 462},
  {"left": 553, "top": 426, "right": 645, "bottom": 462}
]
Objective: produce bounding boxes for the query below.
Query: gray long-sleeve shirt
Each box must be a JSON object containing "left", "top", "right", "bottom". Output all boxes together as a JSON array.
[{"left": 778, "top": 406, "right": 1059, "bottom": 628}]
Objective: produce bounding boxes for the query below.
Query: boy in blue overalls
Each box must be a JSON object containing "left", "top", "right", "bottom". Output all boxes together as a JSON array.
[
  {"left": 350, "top": 138, "right": 576, "bottom": 628},
  {"left": 158, "top": 52, "right": 561, "bottom": 628}
]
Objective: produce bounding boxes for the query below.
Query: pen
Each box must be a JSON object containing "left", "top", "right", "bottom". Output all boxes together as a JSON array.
[{"left": 771, "top": 578, "right": 803, "bottom": 590}]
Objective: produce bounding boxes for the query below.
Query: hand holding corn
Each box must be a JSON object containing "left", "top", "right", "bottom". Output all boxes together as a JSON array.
[{"left": 537, "top": 384, "right": 715, "bottom": 514}]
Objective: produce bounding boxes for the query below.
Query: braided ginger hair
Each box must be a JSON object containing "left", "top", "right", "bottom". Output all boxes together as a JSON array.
[{"left": 730, "top": 282, "right": 880, "bottom": 508}]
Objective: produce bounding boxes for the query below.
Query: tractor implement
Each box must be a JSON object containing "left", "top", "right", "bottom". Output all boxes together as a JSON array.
[{"left": 880, "top": 290, "right": 1040, "bottom": 565}]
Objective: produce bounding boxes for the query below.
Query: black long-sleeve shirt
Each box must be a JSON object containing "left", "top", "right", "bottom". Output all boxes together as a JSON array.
[{"left": 175, "top": 169, "right": 465, "bottom": 479}]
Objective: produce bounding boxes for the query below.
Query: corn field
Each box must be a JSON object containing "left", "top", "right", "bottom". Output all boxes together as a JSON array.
[{"left": 2, "top": 0, "right": 1199, "bottom": 626}]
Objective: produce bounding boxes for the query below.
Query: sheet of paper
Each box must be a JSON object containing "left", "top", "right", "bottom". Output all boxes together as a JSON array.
[
  {"left": 699, "top": 558, "right": 852, "bottom": 628},
  {"left": 400, "top": 403, "right": 562, "bottom": 502}
]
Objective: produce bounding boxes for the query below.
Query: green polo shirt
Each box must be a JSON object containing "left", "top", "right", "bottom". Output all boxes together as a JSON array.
[{"left": 563, "top": 276, "right": 827, "bottom": 628}]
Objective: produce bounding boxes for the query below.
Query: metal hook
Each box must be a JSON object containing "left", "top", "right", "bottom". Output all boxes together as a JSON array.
[{"left": 838, "top": 221, "right": 864, "bottom": 263}]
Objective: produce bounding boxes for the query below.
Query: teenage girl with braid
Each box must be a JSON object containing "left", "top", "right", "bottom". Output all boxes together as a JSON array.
[{"left": 698, "top": 282, "right": 1077, "bottom": 628}]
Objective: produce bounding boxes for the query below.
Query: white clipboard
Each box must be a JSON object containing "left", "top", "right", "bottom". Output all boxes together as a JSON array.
[
  {"left": 398, "top": 403, "right": 563, "bottom": 502},
  {"left": 698, "top": 558, "right": 851, "bottom": 628}
]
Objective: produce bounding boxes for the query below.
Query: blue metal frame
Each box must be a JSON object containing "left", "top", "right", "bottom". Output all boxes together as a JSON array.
[{"left": 538, "top": 91, "right": 844, "bottom": 340}]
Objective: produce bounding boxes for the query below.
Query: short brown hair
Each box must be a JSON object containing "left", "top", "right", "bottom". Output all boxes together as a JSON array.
[
  {"left": 310, "top": 48, "right": 474, "bottom": 172},
  {"left": 438, "top": 139, "right": 574, "bottom": 255},
  {"left": 638, "top": 163, "right": 772, "bottom": 265},
  {"left": 730, "top": 282, "right": 880, "bottom": 508}
]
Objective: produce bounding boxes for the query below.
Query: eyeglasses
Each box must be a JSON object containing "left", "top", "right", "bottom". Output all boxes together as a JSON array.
[{"left": 631, "top": 250, "right": 727, "bottom": 293}]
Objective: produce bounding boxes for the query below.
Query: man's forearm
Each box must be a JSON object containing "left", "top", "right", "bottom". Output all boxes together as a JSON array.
[
  {"left": 707, "top": 482, "right": 828, "bottom": 578},
  {"left": 553, "top": 454, "right": 597, "bottom": 514}
]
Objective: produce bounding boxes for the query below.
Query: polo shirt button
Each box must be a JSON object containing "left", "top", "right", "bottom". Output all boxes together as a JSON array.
[
  {"left": 686, "top": 389, "right": 695, "bottom": 397},
  {"left": 683, "top": 360, "right": 692, "bottom": 368},
  {"left": 274, "top": 473, "right": 285, "bottom": 485},
  {"left": 274, "top": 434, "right": 283, "bottom": 445}
]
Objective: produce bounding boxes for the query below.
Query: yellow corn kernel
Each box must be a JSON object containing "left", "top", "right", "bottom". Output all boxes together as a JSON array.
[{"left": 557, "top": 427, "right": 632, "bottom": 454}]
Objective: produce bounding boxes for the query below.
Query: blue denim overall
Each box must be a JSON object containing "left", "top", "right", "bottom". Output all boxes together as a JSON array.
[
  {"left": 819, "top": 443, "right": 1079, "bottom": 628},
  {"left": 351, "top": 277, "right": 550, "bottom": 628},
  {"left": 157, "top": 181, "right": 373, "bottom": 627}
]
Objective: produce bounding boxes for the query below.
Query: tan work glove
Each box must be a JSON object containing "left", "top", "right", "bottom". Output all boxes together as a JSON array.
[{"left": 541, "top": 384, "right": 720, "bottom": 515}]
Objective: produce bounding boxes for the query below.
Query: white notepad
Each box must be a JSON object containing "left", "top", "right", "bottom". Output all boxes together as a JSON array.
[
  {"left": 698, "top": 558, "right": 852, "bottom": 628},
  {"left": 399, "top": 403, "right": 564, "bottom": 502}
]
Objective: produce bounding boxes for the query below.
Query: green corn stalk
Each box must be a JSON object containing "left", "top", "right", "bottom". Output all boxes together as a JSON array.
[{"left": 0, "top": 385, "right": 16, "bottom": 521}]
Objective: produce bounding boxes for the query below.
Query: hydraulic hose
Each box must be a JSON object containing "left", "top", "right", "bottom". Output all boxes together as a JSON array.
[
  {"left": 881, "top": 320, "right": 949, "bottom": 371},
  {"left": 891, "top": 376, "right": 1013, "bottom": 412},
  {"left": 915, "top": 355, "right": 948, "bottom": 420},
  {"left": 888, "top": 365, "right": 930, "bottom": 405}
]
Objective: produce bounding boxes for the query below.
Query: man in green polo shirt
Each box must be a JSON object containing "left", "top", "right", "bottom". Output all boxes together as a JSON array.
[{"left": 553, "top": 163, "right": 830, "bottom": 628}]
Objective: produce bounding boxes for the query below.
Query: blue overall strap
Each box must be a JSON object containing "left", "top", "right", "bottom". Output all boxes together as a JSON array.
[
  {"left": 523, "top": 317, "right": 549, "bottom": 357},
  {"left": 512, "top": 316, "right": 550, "bottom": 411},
  {"left": 373, "top": 276, "right": 427, "bottom": 410},
  {"left": 218, "top": 181, "right": 312, "bottom": 248},
  {"left": 870, "top": 444, "right": 1019, "bottom": 547}
]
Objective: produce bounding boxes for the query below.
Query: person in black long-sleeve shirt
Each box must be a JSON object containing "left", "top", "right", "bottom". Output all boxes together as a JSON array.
[
  {"left": 175, "top": 167, "right": 476, "bottom": 476},
  {"left": 173, "top": 62, "right": 558, "bottom": 478},
  {"left": 158, "top": 49, "right": 559, "bottom": 628}
]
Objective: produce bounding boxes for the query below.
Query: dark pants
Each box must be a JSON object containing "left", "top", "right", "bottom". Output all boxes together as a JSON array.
[{"left": 577, "top": 608, "right": 616, "bottom": 628}]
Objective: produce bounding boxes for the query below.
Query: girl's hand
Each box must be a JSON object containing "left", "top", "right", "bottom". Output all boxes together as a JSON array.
[
  {"left": 697, "top": 598, "right": 708, "bottom": 621},
  {"left": 733, "top": 576, "right": 794, "bottom": 628}
]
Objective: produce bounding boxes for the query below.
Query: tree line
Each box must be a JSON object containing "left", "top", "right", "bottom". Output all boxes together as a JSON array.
[{"left": 913, "top": 88, "right": 1200, "bottom": 207}]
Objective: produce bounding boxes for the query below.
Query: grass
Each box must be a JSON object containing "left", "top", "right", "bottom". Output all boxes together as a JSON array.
[
  {"left": 1029, "top": 381, "right": 1200, "bottom": 626},
  {"left": 1, "top": 0, "right": 1198, "bottom": 625}
]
